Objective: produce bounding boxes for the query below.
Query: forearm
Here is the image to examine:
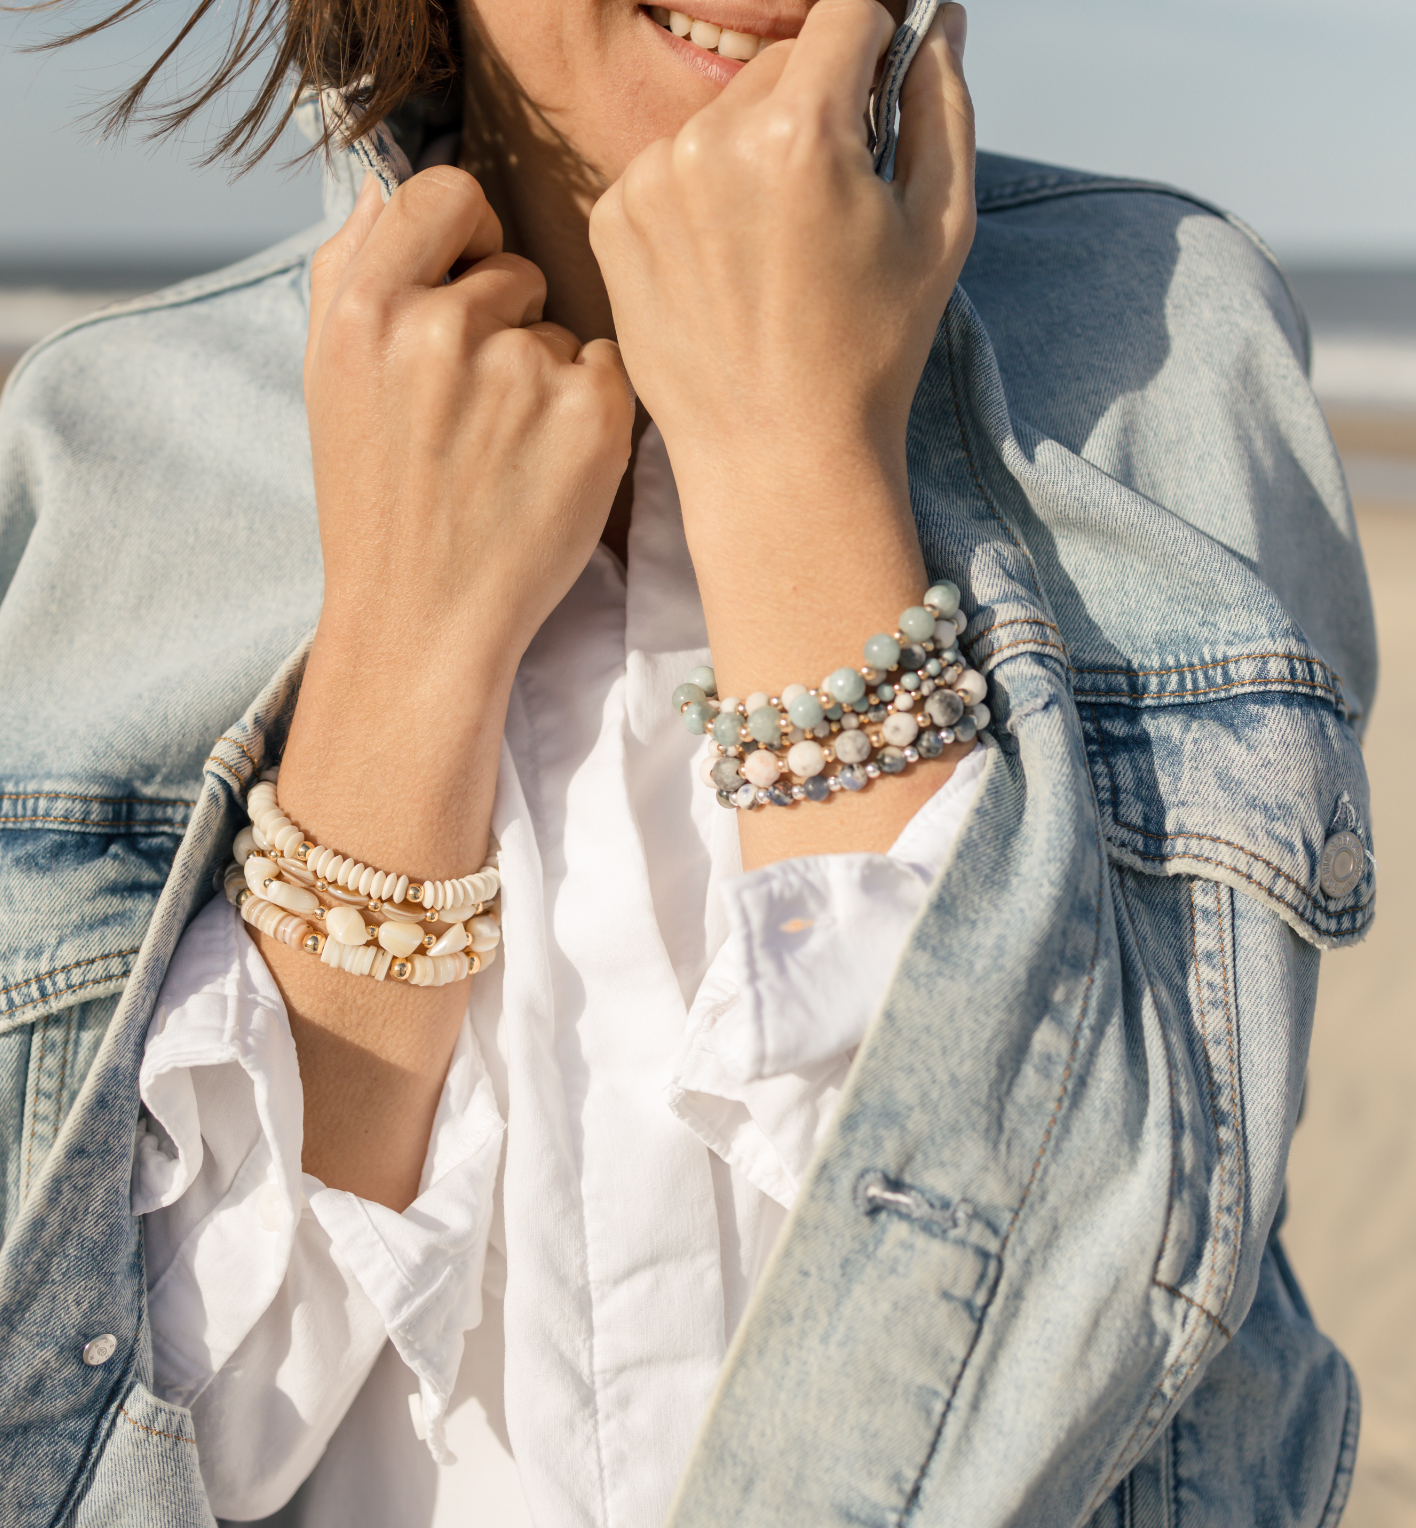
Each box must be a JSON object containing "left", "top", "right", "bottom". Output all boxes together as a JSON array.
[
  {"left": 256, "top": 611, "right": 515, "bottom": 1211},
  {"left": 680, "top": 441, "right": 972, "bottom": 869}
]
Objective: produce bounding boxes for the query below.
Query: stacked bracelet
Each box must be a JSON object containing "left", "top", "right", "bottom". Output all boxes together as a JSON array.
[
  {"left": 671, "top": 581, "right": 989, "bottom": 810},
  {"left": 224, "top": 773, "right": 501, "bottom": 987}
]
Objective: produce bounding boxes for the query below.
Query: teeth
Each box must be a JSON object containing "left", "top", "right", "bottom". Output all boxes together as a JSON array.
[{"left": 655, "top": 7, "right": 763, "bottom": 58}]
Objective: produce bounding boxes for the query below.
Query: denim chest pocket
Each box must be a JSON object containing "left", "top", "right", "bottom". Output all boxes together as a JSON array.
[
  {"left": 0, "top": 785, "right": 192, "bottom": 1228},
  {"left": 73, "top": 1381, "right": 215, "bottom": 1528}
]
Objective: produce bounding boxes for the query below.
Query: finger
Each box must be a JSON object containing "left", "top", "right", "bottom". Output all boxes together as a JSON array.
[
  {"left": 524, "top": 321, "right": 582, "bottom": 361},
  {"left": 575, "top": 337, "right": 637, "bottom": 411},
  {"left": 448, "top": 251, "right": 549, "bottom": 330},
  {"left": 894, "top": 5, "right": 975, "bottom": 221},
  {"left": 355, "top": 166, "right": 505, "bottom": 291},
  {"left": 774, "top": 0, "right": 894, "bottom": 130},
  {"left": 307, "top": 174, "right": 383, "bottom": 369}
]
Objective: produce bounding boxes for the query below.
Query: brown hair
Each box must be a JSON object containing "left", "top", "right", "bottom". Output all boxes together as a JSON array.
[{"left": 16, "top": 0, "right": 457, "bottom": 167}]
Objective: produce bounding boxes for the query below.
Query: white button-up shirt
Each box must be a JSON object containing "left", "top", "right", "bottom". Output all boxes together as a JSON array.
[{"left": 132, "top": 427, "right": 985, "bottom": 1526}]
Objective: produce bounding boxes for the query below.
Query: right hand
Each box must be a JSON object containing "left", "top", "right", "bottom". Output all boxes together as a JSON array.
[{"left": 304, "top": 167, "right": 635, "bottom": 674}]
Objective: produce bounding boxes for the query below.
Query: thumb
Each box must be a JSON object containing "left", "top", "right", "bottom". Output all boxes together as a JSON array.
[
  {"left": 575, "top": 336, "right": 638, "bottom": 415},
  {"left": 306, "top": 175, "right": 385, "bottom": 388}
]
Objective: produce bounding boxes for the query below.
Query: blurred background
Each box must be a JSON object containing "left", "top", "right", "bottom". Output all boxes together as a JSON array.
[{"left": 3, "top": 0, "right": 1413, "bottom": 1519}]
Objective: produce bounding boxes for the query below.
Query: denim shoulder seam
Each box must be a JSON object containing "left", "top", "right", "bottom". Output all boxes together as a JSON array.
[{"left": 1, "top": 227, "right": 326, "bottom": 398}]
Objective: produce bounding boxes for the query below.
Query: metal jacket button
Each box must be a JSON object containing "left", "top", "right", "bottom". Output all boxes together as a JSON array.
[
  {"left": 82, "top": 1334, "right": 117, "bottom": 1366},
  {"left": 1319, "top": 832, "right": 1365, "bottom": 898}
]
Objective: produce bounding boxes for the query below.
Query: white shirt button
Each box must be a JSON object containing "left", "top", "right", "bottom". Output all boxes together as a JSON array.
[
  {"left": 82, "top": 1334, "right": 117, "bottom": 1366},
  {"left": 256, "top": 1181, "right": 286, "bottom": 1232}
]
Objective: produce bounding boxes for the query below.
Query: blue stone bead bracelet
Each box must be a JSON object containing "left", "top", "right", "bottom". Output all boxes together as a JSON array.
[{"left": 672, "top": 583, "right": 991, "bottom": 810}]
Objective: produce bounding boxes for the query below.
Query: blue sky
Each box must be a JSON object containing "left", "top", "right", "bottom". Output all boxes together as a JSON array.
[{"left": 3, "top": 0, "right": 1413, "bottom": 267}]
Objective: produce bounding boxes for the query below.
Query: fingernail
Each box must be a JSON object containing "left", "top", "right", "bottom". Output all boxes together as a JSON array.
[{"left": 943, "top": 3, "right": 967, "bottom": 60}]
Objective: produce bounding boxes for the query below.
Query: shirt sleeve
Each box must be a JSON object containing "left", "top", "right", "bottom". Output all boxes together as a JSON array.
[
  {"left": 668, "top": 743, "right": 986, "bottom": 1206},
  {"left": 134, "top": 893, "right": 505, "bottom": 1518}
]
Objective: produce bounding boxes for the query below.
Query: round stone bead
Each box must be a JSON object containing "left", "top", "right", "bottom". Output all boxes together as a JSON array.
[
  {"left": 825, "top": 667, "right": 867, "bottom": 704},
  {"left": 954, "top": 715, "right": 978, "bottom": 743},
  {"left": 897, "top": 643, "right": 928, "bottom": 672},
  {"left": 925, "top": 581, "right": 961, "bottom": 618},
  {"left": 863, "top": 633, "right": 901, "bottom": 669},
  {"left": 681, "top": 702, "right": 713, "bottom": 735},
  {"left": 711, "top": 757, "right": 745, "bottom": 791},
  {"left": 742, "top": 749, "right": 782, "bottom": 787},
  {"left": 672, "top": 682, "right": 707, "bottom": 710},
  {"left": 733, "top": 783, "right": 757, "bottom": 809},
  {"left": 712, "top": 712, "right": 743, "bottom": 747},
  {"left": 925, "top": 690, "right": 965, "bottom": 728},
  {"left": 687, "top": 665, "right": 717, "bottom": 696},
  {"left": 882, "top": 712, "right": 919, "bottom": 746},
  {"left": 925, "top": 659, "right": 942, "bottom": 677},
  {"left": 877, "top": 747, "right": 908, "bottom": 775},
  {"left": 716, "top": 789, "right": 737, "bottom": 809},
  {"left": 781, "top": 682, "right": 808, "bottom": 705},
  {"left": 787, "top": 740, "right": 826, "bottom": 777},
  {"left": 802, "top": 774, "right": 832, "bottom": 802},
  {"left": 957, "top": 669, "right": 988, "bottom": 706},
  {"left": 824, "top": 703, "right": 845, "bottom": 721},
  {"left": 839, "top": 712, "right": 861, "bottom": 729},
  {"left": 900, "top": 672, "right": 921, "bottom": 691},
  {"left": 876, "top": 684, "right": 895, "bottom": 703},
  {"left": 916, "top": 728, "right": 945, "bottom": 758},
  {"left": 866, "top": 705, "right": 889, "bottom": 725},
  {"left": 767, "top": 786, "right": 793, "bottom": 807},
  {"left": 970, "top": 703, "right": 992, "bottom": 731},
  {"left": 788, "top": 691, "right": 825, "bottom": 729},
  {"left": 899, "top": 606, "right": 936, "bottom": 641},
  {"left": 893, "top": 691, "right": 916, "bottom": 711},
  {"left": 838, "top": 764, "right": 868, "bottom": 792},
  {"left": 748, "top": 706, "right": 782, "bottom": 743},
  {"left": 745, "top": 691, "right": 771, "bottom": 715},
  {"left": 834, "top": 729, "right": 871, "bottom": 765}
]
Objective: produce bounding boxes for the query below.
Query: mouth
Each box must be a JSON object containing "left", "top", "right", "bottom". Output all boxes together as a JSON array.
[{"left": 641, "top": 4, "right": 790, "bottom": 63}]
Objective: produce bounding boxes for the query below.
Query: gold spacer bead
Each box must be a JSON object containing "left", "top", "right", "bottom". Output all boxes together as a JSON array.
[
  {"left": 423, "top": 934, "right": 437, "bottom": 949},
  {"left": 391, "top": 959, "right": 412, "bottom": 981},
  {"left": 302, "top": 933, "right": 325, "bottom": 955},
  {"left": 467, "top": 951, "right": 483, "bottom": 976},
  {"left": 425, "top": 909, "right": 439, "bottom": 923},
  {"left": 312, "top": 906, "right": 326, "bottom": 921},
  {"left": 296, "top": 841, "right": 314, "bottom": 861},
  {"left": 316, "top": 879, "right": 328, "bottom": 891},
  {"left": 366, "top": 924, "right": 379, "bottom": 939},
  {"left": 408, "top": 885, "right": 423, "bottom": 903},
  {"left": 236, "top": 887, "right": 251, "bottom": 907},
  {"left": 367, "top": 898, "right": 382, "bottom": 912}
]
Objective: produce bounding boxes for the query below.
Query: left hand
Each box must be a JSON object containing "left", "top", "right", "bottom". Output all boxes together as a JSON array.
[{"left": 589, "top": 0, "right": 974, "bottom": 513}]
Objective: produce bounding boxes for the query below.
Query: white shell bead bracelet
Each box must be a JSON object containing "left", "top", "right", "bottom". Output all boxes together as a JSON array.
[
  {"left": 245, "top": 780, "right": 501, "bottom": 913},
  {"left": 672, "top": 582, "right": 991, "bottom": 810},
  {"left": 226, "top": 775, "right": 501, "bottom": 988}
]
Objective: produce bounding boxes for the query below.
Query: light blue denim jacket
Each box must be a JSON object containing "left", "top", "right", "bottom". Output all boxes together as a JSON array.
[{"left": 0, "top": 58, "right": 1375, "bottom": 1528}]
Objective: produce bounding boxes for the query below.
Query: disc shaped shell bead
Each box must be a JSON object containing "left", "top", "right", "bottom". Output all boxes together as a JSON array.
[
  {"left": 863, "top": 633, "right": 901, "bottom": 669},
  {"left": 748, "top": 707, "right": 782, "bottom": 743},
  {"left": 826, "top": 667, "right": 866, "bottom": 703},
  {"left": 882, "top": 712, "right": 919, "bottom": 746},
  {"left": 787, "top": 692, "right": 825, "bottom": 729},
  {"left": 787, "top": 740, "right": 826, "bottom": 777},
  {"left": 957, "top": 669, "right": 988, "bottom": 706},
  {"left": 378, "top": 920, "right": 426, "bottom": 958},
  {"left": 712, "top": 712, "right": 743, "bottom": 747},
  {"left": 899, "top": 606, "right": 936, "bottom": 640},
  {"left": 925, "top": 581, "right": 961, "bottom": 618},
  {"left": 244, "top": 856, "right": 279, "bottom": 897},
  {"left": 834, "top": 729, "right": 871, "bottom": 765},
  {"left": 741, "top": 749, "right": 782, "bottom": 787},
  {"left": 326, "top": 904, "right": 371, "bottom": 945},
  {"left": 265, "top": 877, "right": 320, "bottom": 914}
]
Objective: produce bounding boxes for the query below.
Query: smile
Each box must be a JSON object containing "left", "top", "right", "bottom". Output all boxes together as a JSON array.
[{"left": 646, "top": 5, "right": 769, "bottom": 60}]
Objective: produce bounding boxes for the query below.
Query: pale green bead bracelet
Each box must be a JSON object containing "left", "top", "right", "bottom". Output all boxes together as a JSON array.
[{"left": 672, "top": 583, "right": 991, "bottom": 810}]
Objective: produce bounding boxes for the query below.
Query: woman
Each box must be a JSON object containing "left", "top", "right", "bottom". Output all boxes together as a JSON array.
[{"left": 0, "top": 0, "right": 1374, "bottom": 1520}]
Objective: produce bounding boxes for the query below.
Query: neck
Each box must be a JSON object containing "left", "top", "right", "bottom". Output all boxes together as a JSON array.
[{"left": 458, "top": 39, "right": 617, "bottom": 344}]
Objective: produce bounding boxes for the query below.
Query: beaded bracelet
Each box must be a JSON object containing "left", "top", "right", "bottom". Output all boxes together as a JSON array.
[
  {"left": 671, "top": 582, "right": 989, "bottom": 810},
  {"left": 225, "top": 776, "right": 501, "bottom": 986},
  {"left": 246, "top": 779, "right": 500, "bottom": 914}
]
